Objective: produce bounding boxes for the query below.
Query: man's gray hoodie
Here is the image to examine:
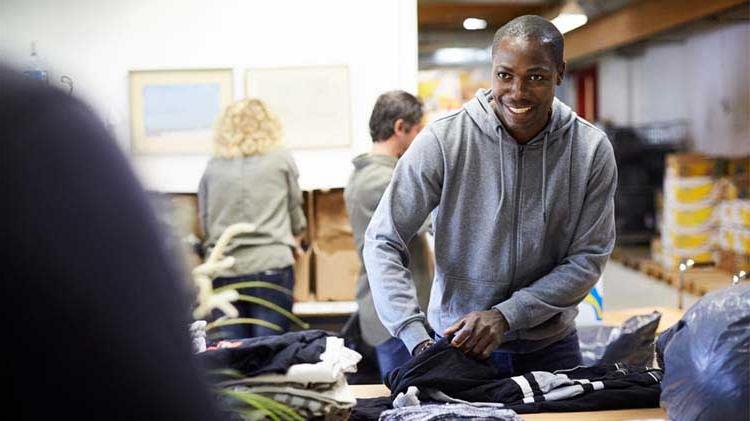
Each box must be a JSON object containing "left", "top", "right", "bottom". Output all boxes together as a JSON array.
[{"left": 363, "top": 89, "right": 617, "bottom": 354}]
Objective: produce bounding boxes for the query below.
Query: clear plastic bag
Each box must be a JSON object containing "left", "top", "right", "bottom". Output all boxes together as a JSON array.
[
  {"left": 578, "top": 311, "right": 661, "bottom": 366},
  {"left": 657, "top": 284, "right": 750, "bottom": 420}
]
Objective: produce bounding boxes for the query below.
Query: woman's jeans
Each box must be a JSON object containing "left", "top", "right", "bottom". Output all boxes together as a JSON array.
[{"left": 211, "top": 266, "right": 294, "bottom": 340}]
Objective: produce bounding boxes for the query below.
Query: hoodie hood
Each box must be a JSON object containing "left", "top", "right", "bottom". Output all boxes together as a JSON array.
[
  {"left": 465, "top": 88, "right": 578, "bottom": 223},
  {"left": 466, "top": 88, "right": 577, "bottom": 146},
  {"left": 351, "top": 152, "right": 398, "bottom": 171}
]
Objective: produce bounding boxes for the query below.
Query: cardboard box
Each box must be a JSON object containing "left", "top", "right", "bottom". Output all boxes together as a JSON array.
[
  {"left": 313, "top": 188, "right": 354, "bottom": 240},
  {"left": 293, "top": 248, "right": 313, "bottom": 302},
  {"left": 302, "top": 190, "right": 315, "bottom": 244},
  {"left": 308, "top": 188, "right": 360, "bottom": 301},
  {"left": 717, "top": 249, "right": 750, "bottom": 274},
  {"left": 313, "top": 239, "right": 360, "bottom": 301}
]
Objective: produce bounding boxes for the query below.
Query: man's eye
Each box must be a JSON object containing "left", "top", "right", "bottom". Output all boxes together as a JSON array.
[
  {"left": 529, "top": 75, "right": 544, "bottom": 81},
  {"left": 497, "top": 72, "right": 512, "bottom": 80}
]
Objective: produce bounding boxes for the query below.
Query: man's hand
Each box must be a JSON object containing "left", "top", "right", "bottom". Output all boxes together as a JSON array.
[{"left": 444, "top": 309, "right": 509, "bottom": 359}]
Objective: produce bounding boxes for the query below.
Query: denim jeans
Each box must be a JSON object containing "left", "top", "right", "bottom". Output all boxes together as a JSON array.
[
  {"left": 434, "top": 331, "right": 583, "bottom": 378},
  {"left": 375, "top": 337, "right": 411, "bottom": 381},
  {"left": 490, "top": 331, "right": 583, "bottom": 377},
  {"left": 211, "top": 266, "right": 294, "bottom": 340}
]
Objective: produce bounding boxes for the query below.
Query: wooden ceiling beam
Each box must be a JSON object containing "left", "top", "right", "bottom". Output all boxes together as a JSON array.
[
  {"left": 564, "top": 0, "right": 749, "bottom": 61},
  {"left": 418, "top": 3, "right": 550, "bottom": 30}
]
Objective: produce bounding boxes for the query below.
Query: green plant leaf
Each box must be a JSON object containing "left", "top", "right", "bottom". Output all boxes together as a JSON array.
[
  {"left": 220, "top": 389, "right": 304, "bottom": 421},
  {"left": 235, "top": 295, "right": 309, "bottom": 329},
  {"left": 234, "top": 408, "right": 268, "bottom": 421},
  {"left": 221, "top": 389, "right": 279, "bottom": 421},
  {"left": 243, "top": 393, "right": 305, "bottom": 421},
  {"left": 207, "top": 368, "right": 245, "bottom": 379}
]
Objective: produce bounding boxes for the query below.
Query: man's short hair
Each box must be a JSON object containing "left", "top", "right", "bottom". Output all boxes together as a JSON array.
[
  {"left": 491, "top": 15, "right": 564, "bottom": 67},
  {"left": 369, "top": 90, "right": 423, "bottom": 142}
]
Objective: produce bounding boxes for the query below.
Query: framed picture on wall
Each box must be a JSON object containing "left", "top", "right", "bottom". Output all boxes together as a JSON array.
[
  {"left": 245, "top": 65, "right": 351, "bottom": 149},
  {"left": 129, "top": 68, "right": 233, "bottom": 155}
]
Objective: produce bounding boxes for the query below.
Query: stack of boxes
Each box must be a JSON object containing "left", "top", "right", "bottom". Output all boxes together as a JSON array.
[
  {"left": 293, "top": 188, "right": 361, "bottom": 302},
  {"left": 717, "top": 157, "right": 750, "bottom": 273},
  {"left": 659, "top": 154, "right": 721, "bottom": 268},
  {"left": 656, "top": 154, "right": 750, "bottom": 271},
  {"left": 311, "top": 189, "right": 360, "bottom": 301},
  {"left": 717, "top": 200, "right": 750, "bottom": 272}
]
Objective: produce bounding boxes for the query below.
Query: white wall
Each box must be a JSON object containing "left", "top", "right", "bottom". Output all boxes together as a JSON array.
[
  {"left": 597, "top": 53, "right": 631, "bottom": 125},
  {"left": 0, "top": 0, "right": 419, "bottom": 191},
  {"left": 597, "top": 22, "right": 749, "bottom": 156},
  {"left": 684, "top": 22, "right": 749, "bottom": 157}
]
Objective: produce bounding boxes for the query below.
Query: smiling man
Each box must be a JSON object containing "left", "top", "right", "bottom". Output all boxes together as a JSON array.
[{"left": 363, "top": 15, "right": 617, "bottom": 377}]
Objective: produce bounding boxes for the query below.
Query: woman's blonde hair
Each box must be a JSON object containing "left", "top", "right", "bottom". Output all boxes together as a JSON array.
[{"left": 213, "top": 98, "right": 282, "bottom": 158}]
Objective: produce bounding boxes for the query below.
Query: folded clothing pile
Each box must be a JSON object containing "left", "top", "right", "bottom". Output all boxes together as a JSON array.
[
  {"left": 198, "top": 330, "right": 362, "bottom": 420},
  {"left": 351, "top": 335, "right": 661, "bottom": 420}
]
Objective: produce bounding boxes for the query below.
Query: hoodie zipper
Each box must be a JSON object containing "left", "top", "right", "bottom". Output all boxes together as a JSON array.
[{"left": 508, "top": 145, "right": 524, "bottom": 291}]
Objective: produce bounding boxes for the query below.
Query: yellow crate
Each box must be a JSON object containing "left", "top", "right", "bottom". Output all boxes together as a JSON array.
[
  {"left": 666, "top": 231, "right": 714, "bottom": 249},
  {"left": 719, "top": 200, "right": 750, "bottom": 229},
  {"left": 738, "top": 230, "right": 750, "bottom": 254},
  {"left": 667, "top": 206, "right": 715, "bottom": 228},
  {"left": 668, "top": 180, "right": 717, "bottom": 203},
  {"left": 742, "top": 205, "right": 750, "bottom": 228}
]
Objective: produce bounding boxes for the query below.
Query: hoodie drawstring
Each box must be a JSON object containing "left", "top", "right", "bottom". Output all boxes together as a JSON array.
[
  {"left": 495, "top": 126, "right": 505, "bottom": 222},
  {"left": 541, "top": 131, "right": 549, "bottom": 223}
]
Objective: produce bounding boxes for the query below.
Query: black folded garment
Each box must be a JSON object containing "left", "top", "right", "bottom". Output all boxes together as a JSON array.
[
  {"left": 197, "top": 330, "right": 330, "bottom": 378},
  {"left": 383, "top": 336, "right": 661, "bottom": 414},
  {"left": 350, "top": 397, "right": 392, "bottom": 421}
]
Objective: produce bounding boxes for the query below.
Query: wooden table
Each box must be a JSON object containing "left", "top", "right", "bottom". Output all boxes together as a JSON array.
[
  {"left": 292, "top": 300, "right": 357, "bottom": 317},
  {"left": 349, "top": 385, "right": 667, "bottom": 420}
]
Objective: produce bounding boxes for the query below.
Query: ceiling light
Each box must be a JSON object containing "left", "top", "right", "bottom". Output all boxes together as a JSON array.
[
  {"left": 463, "top": 18, "right": 488, "bottom": 31},
  {"left": 433, "top": 48, "right": 490, "bottom": 65},
  {"left": 551, "top": 1, "right": 588, "bottom": 34}
]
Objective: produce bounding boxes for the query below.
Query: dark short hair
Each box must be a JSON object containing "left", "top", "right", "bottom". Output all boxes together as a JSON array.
[
  {"left": 369, "top": 90, "right": 423, "bottom": 142},
  {"left": 492, "top": 15, "right": 564, "bottom": 67}
]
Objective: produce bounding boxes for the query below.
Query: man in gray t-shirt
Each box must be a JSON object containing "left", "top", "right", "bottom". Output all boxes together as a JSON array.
[{"left": 345, "top": 91, "right": 433, "bottom": 378}]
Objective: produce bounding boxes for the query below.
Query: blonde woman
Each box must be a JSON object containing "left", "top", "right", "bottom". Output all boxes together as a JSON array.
[{"left": 198, "top": 98, "right": 306, "bottom": 340}]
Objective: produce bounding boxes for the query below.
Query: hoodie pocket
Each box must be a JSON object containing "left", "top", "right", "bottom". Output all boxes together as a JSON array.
[{"left": 442, "top": 274, "right": 509, "bottom": 326}]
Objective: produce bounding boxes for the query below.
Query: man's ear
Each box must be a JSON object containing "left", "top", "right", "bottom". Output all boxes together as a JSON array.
[
  {"left": 556, "top": 61, "right": 566, "bottom": 86},
  {"left": 393, "top": 118, "right": 406, "bottom": 135}
]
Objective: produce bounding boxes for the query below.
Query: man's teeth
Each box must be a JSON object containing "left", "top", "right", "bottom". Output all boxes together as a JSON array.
[{"left": 508, "top": 106, "right": 531, "bottom": 114}]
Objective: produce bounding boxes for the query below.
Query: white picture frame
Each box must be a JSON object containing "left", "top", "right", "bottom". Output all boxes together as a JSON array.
[
  {"left": 245, "top": 65, "right": 352, "bottom": 149},
  {"left": 129, "top": 68, "right": 233, "bottom": 155}
]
